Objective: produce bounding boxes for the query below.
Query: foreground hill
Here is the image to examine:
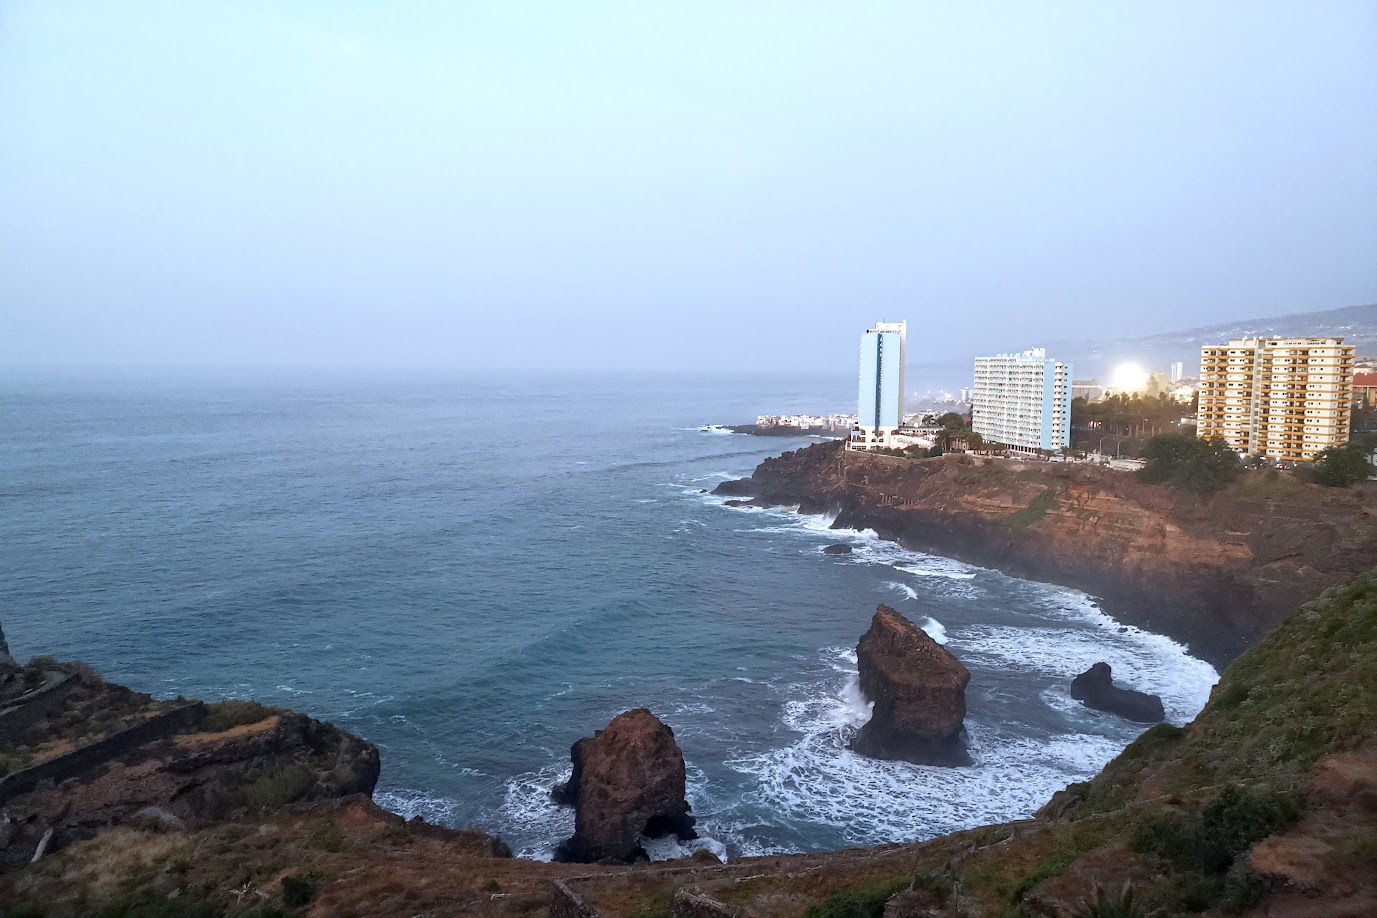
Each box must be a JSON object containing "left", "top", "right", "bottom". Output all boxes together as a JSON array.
[
  {"left": 717, "top": 442, "right": 1377, "bottom": 666},
  {"left": 2, "top": 571, "right": 1374, "bottom": 916}
]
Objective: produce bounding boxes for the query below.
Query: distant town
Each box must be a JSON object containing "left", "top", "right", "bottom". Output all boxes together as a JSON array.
[{"left": 743, "top": 320, "right": 1377, "bottom": 472}]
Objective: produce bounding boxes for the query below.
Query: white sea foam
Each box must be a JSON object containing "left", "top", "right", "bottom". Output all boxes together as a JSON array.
[
  {"left": 952, "top": 616, "right": 1217, "bottom": 724},
  {"left": 640, "top": 834, "right": 729, "bottom": 862},
  {"left": 725, "top": 647, "right": 1155, "bottom": 845},
  {"left": 884, "top": 581, "right": 919, "bottom": 601},
  {"left": 919, "top": 616, "right": 949, "bottom": 644},
  {"left": 375, "top": 788, "right": 463, "bottom": 827},
  {"left": 496, "top": 762, "right": 576, "bottom": 860}
]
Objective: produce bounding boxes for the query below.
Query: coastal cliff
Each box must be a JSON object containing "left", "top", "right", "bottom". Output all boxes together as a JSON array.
[
  {"left": 2, "top": 570, "right": 1375, "bottom": 916},
  {"left": 717, "top": 441, "right": 1377, "bottom": 666}
]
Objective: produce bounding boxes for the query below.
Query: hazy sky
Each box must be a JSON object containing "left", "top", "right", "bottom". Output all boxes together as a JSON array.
[{"left": 2, "top": 2, "right": 1375, "bottom": 372}]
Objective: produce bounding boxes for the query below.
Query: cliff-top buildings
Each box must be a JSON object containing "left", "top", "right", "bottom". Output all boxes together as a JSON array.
[
  {"left": 971, "top": 348, "right": 1072, "bottom": 453},
  {"left": 1197, "top": 337, "right": 1355, "bottom": 462},
  {"left": 851, "top": 321, "right": 907, "bottom": 449}
]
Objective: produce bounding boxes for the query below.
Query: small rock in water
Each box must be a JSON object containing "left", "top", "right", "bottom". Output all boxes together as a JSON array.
[
  {"left": 1070, "top": 662, "right": 1166, "bottom": 724},
  {"left": 822, "top": 544, "right": 853, "bottom": 555}
]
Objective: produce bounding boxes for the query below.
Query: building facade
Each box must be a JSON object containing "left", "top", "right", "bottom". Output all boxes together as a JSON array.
[
  {"left": 1197, "top": 337, "right": 1355, "bottom": 462},
  {"left": 971, "top": 348, "right": 1072, "bottom": 452},
  {"left": 1354, "top": 370, "right": 1377, "bottom": 410},
  {"left": 852, "top": 321, "right": 906, "bottom": 449}
]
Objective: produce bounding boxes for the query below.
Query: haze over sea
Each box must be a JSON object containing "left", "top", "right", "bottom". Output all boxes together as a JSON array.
[{"left": 2, "top": 371, "right": 1217, "bottom": 859}]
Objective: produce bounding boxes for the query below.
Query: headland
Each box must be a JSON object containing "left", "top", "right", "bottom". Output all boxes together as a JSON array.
[{"left": 714, "top": 440, "right": 1377, "bottom": 668}]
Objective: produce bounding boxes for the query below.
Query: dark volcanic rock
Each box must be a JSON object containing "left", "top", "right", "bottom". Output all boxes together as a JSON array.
[
  {"left": 723, "top": 499, "right": 754, "bottom": 508},
  {"left": 553, "top": 708, "right": 696, "bottom": 863},
  {"left": 852, "top": 605, "right": 972, "bottom": 765},
  {"left": 0, "top": 622, "right": 14, "bottom": 671},
  {"left": 823, "top": 544, "right": 853, "bottom": 555},
  {"left": 711, "top": 478, "right": 759, "bottom": 497},
  {"left": 1070, "top": 663, "right": 1166, "bottom": 724}
]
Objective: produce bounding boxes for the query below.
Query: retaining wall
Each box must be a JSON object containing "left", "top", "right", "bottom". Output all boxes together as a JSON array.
[
  {"left": 0, "top": 702, "right": 205, "bottom": 804},
  {"left": 0, "top": 674, "right": 79, "bottom": 745}
]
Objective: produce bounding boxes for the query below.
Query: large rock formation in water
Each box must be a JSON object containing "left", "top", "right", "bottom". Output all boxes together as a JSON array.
[
  {"left": 552, "top": 708, "right": 696, "bottom": 863},
  {"left": 1070, "top": 662, "right": 1166, "bottom": 724},
  {"left": 852, "top": 605, "right": 972, "bottom": 765}
]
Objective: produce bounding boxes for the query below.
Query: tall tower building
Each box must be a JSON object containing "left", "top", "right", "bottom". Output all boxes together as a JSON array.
[
  {"left": 853, "top": 321, "right": 906, "bottom": 448},
  {"left": 1197, "top": 337, "right": 1354, "bottom": 461},
  {"left": 971, "top": 348, "right": 1072, "bottom": 452}
]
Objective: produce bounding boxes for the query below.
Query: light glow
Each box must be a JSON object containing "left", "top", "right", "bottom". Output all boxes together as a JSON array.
[{"left": 1111, "top": 362, "right": 1150, "bottom": 392}]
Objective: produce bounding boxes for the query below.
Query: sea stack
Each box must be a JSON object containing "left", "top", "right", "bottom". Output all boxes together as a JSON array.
[
  {"left": 552, "top": 708, "right": 696, "bottom": 863},
  {"left": 851, "top": 605, "right": 972, "bottom": 766},
  {"left": 1070, "top": 662, "right": 1166, "bottom": 724}
]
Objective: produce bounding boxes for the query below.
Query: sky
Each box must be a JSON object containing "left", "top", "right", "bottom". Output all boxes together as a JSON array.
[{"left": 1, "top": 1, "right": 1375, "bottom": 373}]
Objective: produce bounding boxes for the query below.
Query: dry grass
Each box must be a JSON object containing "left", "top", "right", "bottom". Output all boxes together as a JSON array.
[{"left": 174, "top": 715, "right": 279, "bottom": 748}]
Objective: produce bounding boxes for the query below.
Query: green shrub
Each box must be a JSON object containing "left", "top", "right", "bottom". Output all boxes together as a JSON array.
[
  {"left": 201, "top": 699, "right": 281, "bottom": 733},
  {"left": 243, "top": 764, "right": 315, "bottom": 810},
  {"left": 805, "top": 876, "right": 912, "bottom": 918},
  {"left": 1075, "top": 882, "right": 1153, "bottom": 918},
  {"left": 1299, "top": 441, "right": 1375, "bottom": 488},
  {"left": 281, "top": 874, "right": 320, "bottom": 908},
  {"left": 1132, "top": 784, "right": 1302, "bottom": 875},
  {"left": 1007, "top": 489, "right": 1059, "bottom": 529},
  {"left": 91, "top": 885, "right": 217, "bottom": 918},
  {"left": 1136, "top": 435, "right": 1241, "bottom": 494},
  {"left": 1008, "top": 852, "right": 1077, "bottom": 905},
  {"left": 308, "top": 820, "right": 346, "bottom": 852}
]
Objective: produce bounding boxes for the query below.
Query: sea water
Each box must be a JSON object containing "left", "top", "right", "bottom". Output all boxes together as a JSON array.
[{"left": 0, "top": 369, "right": 1217, "bottom": 859}]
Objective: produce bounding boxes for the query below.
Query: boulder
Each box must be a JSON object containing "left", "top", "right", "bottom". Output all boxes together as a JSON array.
[
  {"left": 1070, "top": 663, "right": 1165, "bottom": 724},
  {"left": 823, "top": 544, "right": 853, "bottom": 555},
  {"left": 552, "top": 709, "right": 696, "bottom": 863},
  {"left": 851, "top": 605, "right": 972, "bottom": 765}
]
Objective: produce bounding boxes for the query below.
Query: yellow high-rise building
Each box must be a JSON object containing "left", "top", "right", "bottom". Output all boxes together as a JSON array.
[{"left": 1197, "top": 337, "right": 1355, "bottom": 462}]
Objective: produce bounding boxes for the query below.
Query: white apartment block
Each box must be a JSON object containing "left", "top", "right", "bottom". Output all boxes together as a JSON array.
[
  {"left": 971, "top": 348, "right": 1072, "bottom": 452},
  {"left": 1197, "top": 337, "right": 1355, "bottom": 462}
]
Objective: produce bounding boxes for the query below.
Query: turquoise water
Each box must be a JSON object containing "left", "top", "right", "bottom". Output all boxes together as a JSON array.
[{"left": 0, "top": 370, "right": 1216, "bottom": 858}]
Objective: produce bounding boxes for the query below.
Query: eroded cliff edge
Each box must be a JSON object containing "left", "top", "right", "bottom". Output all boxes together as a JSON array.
[{"left": 717, "top": 441, "right": 1377, "bottom": 666}]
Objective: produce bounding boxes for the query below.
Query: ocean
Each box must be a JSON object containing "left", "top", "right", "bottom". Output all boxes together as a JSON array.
[{"left": 0, "top": 369, "right": 1217, "bottom": 859}]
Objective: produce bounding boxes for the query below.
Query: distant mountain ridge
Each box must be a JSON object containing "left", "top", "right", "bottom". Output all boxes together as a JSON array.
[{"left": 1056, "top": 302, "right": 1377, "bottom": 379}]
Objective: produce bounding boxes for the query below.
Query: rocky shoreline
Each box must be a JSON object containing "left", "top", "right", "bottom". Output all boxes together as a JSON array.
[
  {"left": 4, "top": 569, "right": 1376, "bottom": 915},
  {"left": 714, "top": 441, "right": 1377, "bottom": 668}
]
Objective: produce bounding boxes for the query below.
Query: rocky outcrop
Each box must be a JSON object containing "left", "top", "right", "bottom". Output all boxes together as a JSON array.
[
  {"left": 0, "top": 622, "right": 15, "bottom": 671},
  {"left": 823, "top": 544, "right": 853, "bottom": 555},
  {"left": 1070, "top": 663, "right": 1166, "bottom": 723},
  {"left": 0, "top": 662, "right": 380, "bottom": 868},
  {"left": 553, "top": 708, "right": 696, "bottom": 863},
  {"left": 852, "top": 606, "right": 971, "bottom": 765},
  {"left": 722, "top": 442, "right": 1377, "bottom": 667}
]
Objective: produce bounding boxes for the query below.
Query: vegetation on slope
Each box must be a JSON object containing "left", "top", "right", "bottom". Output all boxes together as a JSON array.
[{"left": 1136, "top": 435, "right": 1242, "bottom": 495}]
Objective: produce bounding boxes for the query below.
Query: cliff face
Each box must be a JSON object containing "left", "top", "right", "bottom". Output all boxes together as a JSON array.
[{"left": 726, "top": 442, "right": 1377, "bottom": 666}]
